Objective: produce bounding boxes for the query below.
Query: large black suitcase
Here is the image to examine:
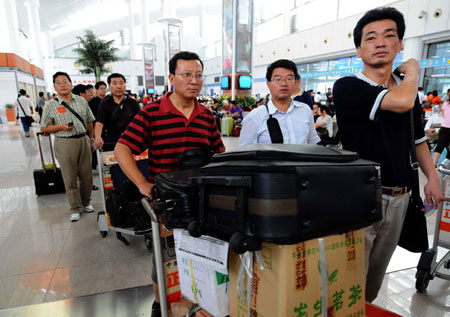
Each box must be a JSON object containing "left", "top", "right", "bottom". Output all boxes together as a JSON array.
[
  {"left": 34, "top": 132, "right": 66, "bottom": 196},
  {"left": 186, "top": 144, "right": 382, "bottom": 252}
]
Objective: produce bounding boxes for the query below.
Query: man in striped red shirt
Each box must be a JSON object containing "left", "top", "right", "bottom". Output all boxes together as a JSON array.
[{"left": 115, "top": 51, "right": 224, "bottom": 317}]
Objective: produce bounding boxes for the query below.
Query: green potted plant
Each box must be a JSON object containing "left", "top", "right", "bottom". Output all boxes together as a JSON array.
[{"left": 237, "top": 95, "right": 256, "bottom": 111}]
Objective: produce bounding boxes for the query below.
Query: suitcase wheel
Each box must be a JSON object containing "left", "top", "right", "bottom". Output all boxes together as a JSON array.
[
  {"left": 415, "top": 268, "right": 431, "bottom": 293},
  {"left": 188, "top": 220, "right": 203, "bottom": 238},
  {"left": 230, "top": 232, "right": 261, "bottom": 254}
]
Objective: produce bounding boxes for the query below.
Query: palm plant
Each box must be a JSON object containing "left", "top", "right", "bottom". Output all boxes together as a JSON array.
[{"left": 73, "top": 30, "right": 120, "bottom": 82}]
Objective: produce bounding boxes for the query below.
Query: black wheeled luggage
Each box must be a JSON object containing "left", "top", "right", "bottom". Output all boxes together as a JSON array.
[
  {"left": 188, "top": 144, "right": 382, "bottom": 251},
  {"left": 33, "top": 132, "right": 65, "bottom": 196},
  {"left": 151, "top": 148, "right": 213, "bottom": 229}
]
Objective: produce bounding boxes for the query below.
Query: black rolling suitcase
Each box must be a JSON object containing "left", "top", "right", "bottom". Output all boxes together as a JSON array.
[
  {"left": 151, "top": 148, "right": 213, "bottom": 229},
  {"left": 33, "top": 132, "right": 66, "bottom": 196},
  {"left": 187, "top": 144, "right": 382, "bottom": 253}
]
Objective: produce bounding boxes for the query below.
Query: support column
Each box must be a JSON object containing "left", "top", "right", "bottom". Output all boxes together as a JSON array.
[
  {"left": 222, "top": 0, "right": 254, "bottom": 99},
  {"left": 4, "top": 0, "right": 22, "bottom": 55},
  {"left": 158, "top": 0, "right": 182, "bottom": 92},
  {"left": 43, "top": 30, "right": 55, "bottom": 93},
  {"left": 140, "top": 0, "right": 148, "bottom": 43},
  {"left": 0, "top": 0, "right": 13, "bottom": 52},
  {"left": 25, "top": 0, "right": 44, "bottom": 68},
  {"left": 128, "top": 0, "right": 136, "bottom": 60},
  {"left": 402, "top": 37, "right": 424, "bottom": 61}
]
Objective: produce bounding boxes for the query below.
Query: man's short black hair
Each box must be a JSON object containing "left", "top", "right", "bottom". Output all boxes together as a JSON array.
[
  {"left": 86, "top": 84, "right": 94, "bottom": 89},
  {"left": 230, "top": 100, "right": 237, "bottom": 106},
  {"left": 107, "top": 73, "right": 126, "bottom": 85},
  {"left": 353, "top": 7, "right": 405, "bottom": 47},
  {"left": 39, "top": 91, "right": 44, "bottom": 97},
  {"left": 53, "top": 71, "right": 72, "bottom": 84},
  {"left": 95, "top": 81, "right": 107, "bottom": 89},
  {"left": 19, "top": 89, "right": 26, "bottom": 95},
  {"left": 447, "top": 88, "right": 450, "bottom": 93},
  {"left": 169, "top": 51, "right": 204, "bottom": 74},
  {"left": 266, "top": 59, "right": 300, "bottom": 81},
  {"left": 72, "top": 84, "right": 87, "bottom": 96}
]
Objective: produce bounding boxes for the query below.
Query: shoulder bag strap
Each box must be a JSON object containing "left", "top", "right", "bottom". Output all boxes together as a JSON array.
[
  {"left": 17, "top": 98, "right": 27, "bottom": 116},
  {"left": 409, "top": 109, "right": 420, "bottom": 197},
  {"left": 60, "top": 100, "right": 87, "bottom": 133},
  {"left": 265, "top": 103, "right": 284, "bottom": 144}
]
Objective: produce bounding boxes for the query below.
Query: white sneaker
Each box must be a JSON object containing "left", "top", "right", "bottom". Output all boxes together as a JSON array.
[
  {"left": 70, "top": 213, "right": 81, "bottom": 222},
  {"left": 83, "top": 205, "right": 95, "bottom": 213}
]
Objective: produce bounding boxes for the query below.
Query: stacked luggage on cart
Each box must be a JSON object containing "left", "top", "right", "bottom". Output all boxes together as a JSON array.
[
  {"left": 144, "top": 144, "right": 383, "bottom": 316},
  {"left": 96, "top": 147, "right": 153, "bottom": 248}
]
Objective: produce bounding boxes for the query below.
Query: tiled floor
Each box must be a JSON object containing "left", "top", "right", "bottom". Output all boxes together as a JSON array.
[{"left": 1, "top": 123, "right": 450, "bottom": 316}]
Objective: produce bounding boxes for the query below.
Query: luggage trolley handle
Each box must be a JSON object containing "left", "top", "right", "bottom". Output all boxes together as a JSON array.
[
  {"left": 141, "top": 197, "right": 169, "bottom": 317},
  {"left": 438, "top": 159, "right": 450, "bottom": 175},
  {"left": 36, "top": 132, "right": 57, "bottom": 173}
]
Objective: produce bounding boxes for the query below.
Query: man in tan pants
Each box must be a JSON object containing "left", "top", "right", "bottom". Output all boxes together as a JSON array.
[{"left": 41, "top": 71, "right": 96, "bottom": 222}]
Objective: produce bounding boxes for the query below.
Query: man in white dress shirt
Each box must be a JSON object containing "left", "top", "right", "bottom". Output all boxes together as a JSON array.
[{"left": 239, "top": 59, "right": 320, "bottom": 146}]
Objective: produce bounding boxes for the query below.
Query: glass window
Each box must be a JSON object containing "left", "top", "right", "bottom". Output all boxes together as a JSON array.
[
  {"left": 423, "top": 41, "right": 450, "bottom": 97},
  {"left": 328, "top": 57, "right": 350, "bottom": 70},
  {"left": 310, "top": 61, "right": 328, "bottom": 72}
]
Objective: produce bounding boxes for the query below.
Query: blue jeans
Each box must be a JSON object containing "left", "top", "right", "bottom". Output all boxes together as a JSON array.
[{"left": 20, "top": 117, "right": 30, "bottom": 133}]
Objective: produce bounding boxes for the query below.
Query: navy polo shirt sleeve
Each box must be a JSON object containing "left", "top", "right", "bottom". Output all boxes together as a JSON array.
[{"left": 333, "top": 77, "right": 387, "bottom": 122}]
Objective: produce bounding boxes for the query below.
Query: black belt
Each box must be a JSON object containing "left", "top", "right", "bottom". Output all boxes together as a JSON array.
[
  {"left": 381, "top": 186, "right": 411, "bottom": 196},
  {"left": 57, "top": 132, "right": 88, "bottom": 139}
]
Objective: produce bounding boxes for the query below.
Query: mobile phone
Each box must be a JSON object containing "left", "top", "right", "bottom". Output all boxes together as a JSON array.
[{"left": 68, "top": 122, "right": 73, "bottom": 127}]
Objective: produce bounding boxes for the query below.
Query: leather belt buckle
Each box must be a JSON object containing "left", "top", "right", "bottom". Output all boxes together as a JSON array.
[{"left": 391, "top": 188, "right": 403, "bottom": 196}]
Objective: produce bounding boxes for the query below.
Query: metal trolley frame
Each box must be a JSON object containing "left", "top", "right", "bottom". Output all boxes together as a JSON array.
[
  {"left": 96, "top": 148, "right": 153, "bottom": 249},
  {"left": 416, "top": 159, "right": 450, "bottom": 292}
]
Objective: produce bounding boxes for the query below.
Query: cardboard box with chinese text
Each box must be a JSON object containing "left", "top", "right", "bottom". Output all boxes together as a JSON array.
[{"left": 229, "top": 229, "right": 365, "bottom": 317}]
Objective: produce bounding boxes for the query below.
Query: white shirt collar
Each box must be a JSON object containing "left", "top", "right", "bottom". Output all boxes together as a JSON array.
[{"left": 267, "top": 99, "right": 298, "bottom": 115}]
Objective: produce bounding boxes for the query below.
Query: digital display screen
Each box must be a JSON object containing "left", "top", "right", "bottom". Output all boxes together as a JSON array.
[
  {"left": 221, "top": 76, "right": 230, "bottom": 89},
  {"left": 238, "top": 75, "right": 252, "bottom": 89},
  {"left": 147, "top": 88, "right": 155, "bottom": 94}
]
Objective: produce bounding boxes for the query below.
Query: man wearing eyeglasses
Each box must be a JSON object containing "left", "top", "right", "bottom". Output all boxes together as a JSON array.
[
  {"left": 239, "top": 59, "right": 320, "bottom": 146},
  {"left": 40, "top": 72, "right": 96, "bottom": 222},
  {"left": 114, "top": 51, "right": 224, "bottom": 317}
]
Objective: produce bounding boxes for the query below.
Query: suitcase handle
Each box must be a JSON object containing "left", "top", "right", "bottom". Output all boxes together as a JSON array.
[
  {"left": 191, "top": 176, "right": 251, "bottom": 187},
  {"left": 36, "top": 132, "right": 57, "bottom": 173}
]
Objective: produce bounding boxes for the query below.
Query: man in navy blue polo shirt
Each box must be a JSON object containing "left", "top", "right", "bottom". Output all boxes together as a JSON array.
[{"left": 333, "top": 7, "right": 442, "bottom": 302}]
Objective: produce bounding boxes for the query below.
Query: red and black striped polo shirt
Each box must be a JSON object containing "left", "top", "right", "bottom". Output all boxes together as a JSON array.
[{"left": 118, "top": 93, "right": 225, "bottom": 181}]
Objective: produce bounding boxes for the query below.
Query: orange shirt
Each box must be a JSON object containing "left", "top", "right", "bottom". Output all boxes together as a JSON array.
[{"left": 426, "top": 94, "right": 442, "bottom": 105}]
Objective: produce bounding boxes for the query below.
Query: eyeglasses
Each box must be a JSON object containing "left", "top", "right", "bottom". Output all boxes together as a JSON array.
[
  {"left": 175, "top": 72, "right": 204, "bottom": 80},
  {"left": 271, "top": 76, "right": 296, "bottom": 84},
  {"left": 55, "top": 81, "right": 70, "bottom": 86}
]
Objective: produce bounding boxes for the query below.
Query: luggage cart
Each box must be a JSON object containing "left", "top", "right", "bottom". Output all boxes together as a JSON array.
[
  {"left": 416, "top": 159, "right": 450, "bottom": 292},
  {"left": 96, "top": 147, "right": 153, "bottom": 249}
]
